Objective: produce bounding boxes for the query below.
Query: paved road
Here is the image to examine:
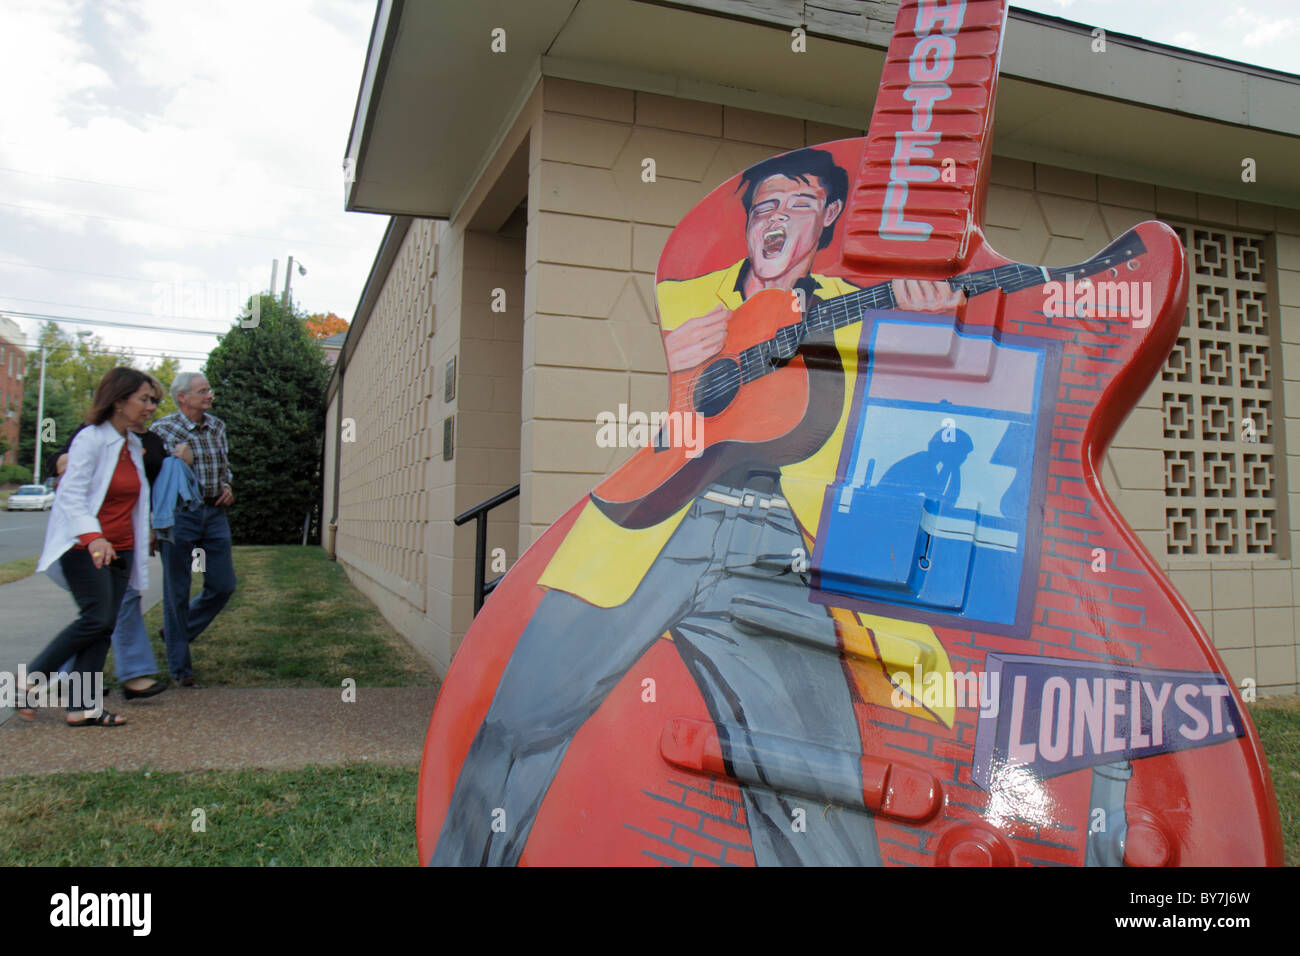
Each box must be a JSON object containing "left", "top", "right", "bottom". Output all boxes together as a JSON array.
[
  {"left": 0, "top": 507, "right": 49, "bottom": 564},
  {"left": 0, "top": 554, "right": 164, "bottom": 727}
]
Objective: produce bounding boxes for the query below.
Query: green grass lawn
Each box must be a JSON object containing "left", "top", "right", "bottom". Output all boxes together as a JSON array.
[
  {"left": 0, "top": 765, "right": 418, "bottom": 866},
  {"left": 1250, "top": 695, "right": 1300, "bottom": 866},
  {"left": 0, "top": 555, "right": 36, "bottom": 586},
  {"left": 119, "top": 545, "right": 435, "bottom": 687},
  {"left": 3, "top": 546, "right": 432, "bottom": 866}
]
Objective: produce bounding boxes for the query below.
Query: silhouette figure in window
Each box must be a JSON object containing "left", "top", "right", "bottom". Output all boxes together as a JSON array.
[{"left": 877, "top": 427, "right": 974, "bottom": 508}]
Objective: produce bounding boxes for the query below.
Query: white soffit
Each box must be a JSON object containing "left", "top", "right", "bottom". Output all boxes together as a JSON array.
[
  {"left": 346, "top": 0, "right": 1300, "bottom": 217},
  {"left": 346, "top": 0, "right": 578, "bottom": 217}
]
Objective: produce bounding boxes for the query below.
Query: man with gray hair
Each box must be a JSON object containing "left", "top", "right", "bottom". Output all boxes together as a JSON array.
[{"left": 150, "top": 372, "right": 236, "bottom": 687}]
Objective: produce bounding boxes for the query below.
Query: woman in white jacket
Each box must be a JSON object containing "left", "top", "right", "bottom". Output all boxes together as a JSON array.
[{"left": 23, "top": 367, "right": 156, "bottom": 726}]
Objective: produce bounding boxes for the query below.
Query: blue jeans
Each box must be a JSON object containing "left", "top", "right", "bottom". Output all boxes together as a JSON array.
[
  {"left": 57, "top": 586, "right": 159, "bottom": 682},
  {"left": 160, "top": 504, "right": 236, "bottom": 680}
]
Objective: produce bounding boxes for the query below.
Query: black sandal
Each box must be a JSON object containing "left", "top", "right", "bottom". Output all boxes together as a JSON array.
[{"left": 67, "top": 712, "right": 127, "bottom": 727}]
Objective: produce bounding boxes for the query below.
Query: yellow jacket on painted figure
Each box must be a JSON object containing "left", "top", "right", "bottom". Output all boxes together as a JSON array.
[{"left": 536, "top": 259, "right": 954, "bottom": 724}]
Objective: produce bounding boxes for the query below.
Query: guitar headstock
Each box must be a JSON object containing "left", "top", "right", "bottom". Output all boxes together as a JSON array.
[
  {"left": 1045, "top": 230, "right": 1149, "bottom": 283},
  {"left": 841, "top": 0, "right": 1010, "bottom": 277}
]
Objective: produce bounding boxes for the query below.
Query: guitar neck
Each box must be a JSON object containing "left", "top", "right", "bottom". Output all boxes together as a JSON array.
[
  {"left": 811, "top": 261, "right": 1054, "bottom": 334},
  {"left": 732, "top": 231, "right": 1145, "bottom": 387}
]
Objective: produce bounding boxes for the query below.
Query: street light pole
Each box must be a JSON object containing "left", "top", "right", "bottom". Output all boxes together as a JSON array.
[
  {"left": 32, "top": 331, "right": 91, "bottom": 484},
  {"left": 281, "top": 257, "right": 307, "bottom": 308}
]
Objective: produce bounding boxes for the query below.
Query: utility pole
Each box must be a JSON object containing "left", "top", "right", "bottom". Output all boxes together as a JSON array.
[
  {"left": 33, "top": 343, "right": 46, "bottom": 483},
  {"left": 270, "top": 258, "right": 279, "bottom": 299}
]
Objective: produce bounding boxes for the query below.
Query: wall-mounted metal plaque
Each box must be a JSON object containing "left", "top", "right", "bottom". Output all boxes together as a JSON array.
[{"left": 444, "top": 356, "right": 457, "bottom": 403}]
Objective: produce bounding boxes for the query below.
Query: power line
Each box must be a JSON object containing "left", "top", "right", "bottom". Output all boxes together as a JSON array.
[
  {"left": 0, "top": 257, "right": 184, "bottom": 286},
  {"left": 0, "top": 296, "right": 237, "bottom": 331},
  {"left": 0, "top": 164, "right": 336, "bottom": 197},
  {"left": 31, "top": 344, "right": 211, "bottom": 361},
  {"left": 0, "top": 200, "right": 355, "bottom": 248},
  {"left": 0, "top": 310, "right": 232, "bottom": 337}
]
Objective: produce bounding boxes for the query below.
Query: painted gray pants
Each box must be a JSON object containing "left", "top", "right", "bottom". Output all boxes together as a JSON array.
[{"left": 431, "top": 482, "right": 883, "bottom": 866}]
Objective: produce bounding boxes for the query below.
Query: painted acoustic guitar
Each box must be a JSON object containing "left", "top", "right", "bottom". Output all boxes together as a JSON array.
[
  {"left": 590, "top": 231, "right": 1146, "bottom": 530},
  {"left": 418, "top": 0, "right": 1283, "bottom": 866}
]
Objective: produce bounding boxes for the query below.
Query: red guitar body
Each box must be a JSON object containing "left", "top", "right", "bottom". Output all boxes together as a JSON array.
[{"left": 417, "top": 0, "right": 1283, "bottom": 866}]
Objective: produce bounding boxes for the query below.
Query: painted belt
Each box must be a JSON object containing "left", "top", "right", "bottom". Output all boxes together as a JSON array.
[{"left": 701, "top": 489, "right": 790, "bottom": 510}]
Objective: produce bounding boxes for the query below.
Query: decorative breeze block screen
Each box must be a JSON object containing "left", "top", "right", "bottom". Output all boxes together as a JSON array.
[{"left": 1162, "top": 225, "right": 1280, "bottom": 557}]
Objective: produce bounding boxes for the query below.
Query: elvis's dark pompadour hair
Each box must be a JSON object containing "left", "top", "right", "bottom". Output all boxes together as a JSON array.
[{"left": 737, "top": 148, "right": 850, "bottom": 250}]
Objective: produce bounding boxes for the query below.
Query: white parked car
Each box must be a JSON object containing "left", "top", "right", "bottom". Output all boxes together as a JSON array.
[{"left": 6, "top": 484, "right": 55, "bottom": 511}]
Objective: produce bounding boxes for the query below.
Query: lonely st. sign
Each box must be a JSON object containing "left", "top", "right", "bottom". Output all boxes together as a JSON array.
[{"left": 971, "top": 654, "right": 1243, "bottom": 789}]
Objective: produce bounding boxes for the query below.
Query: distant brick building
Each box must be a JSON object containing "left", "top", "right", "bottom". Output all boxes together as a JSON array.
[
  {"left": 0, "top": 315, "right": 26, "bottom": 468},
  {"left": 320, "top": 332, "right": 347, "bottom": 367}
]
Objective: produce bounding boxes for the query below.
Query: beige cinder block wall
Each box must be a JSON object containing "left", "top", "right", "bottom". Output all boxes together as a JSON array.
[
  {"left": 521, "top": 77, "right": 1299, "bottom": 694},
  {"left": 331, "top": 219, "right": 441, "bottom": 665},
  {"left": 329, "top": 215, "right": 524, "bottom": 670}
]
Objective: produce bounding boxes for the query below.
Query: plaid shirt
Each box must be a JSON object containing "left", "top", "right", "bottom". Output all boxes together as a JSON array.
[{"left": 151, "top": 411, "right": 232, "bottom": 498}]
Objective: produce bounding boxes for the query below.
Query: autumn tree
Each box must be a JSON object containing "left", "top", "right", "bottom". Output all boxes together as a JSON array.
[{"left": 304, "top": 312, "right": 349, "bottom": 339}]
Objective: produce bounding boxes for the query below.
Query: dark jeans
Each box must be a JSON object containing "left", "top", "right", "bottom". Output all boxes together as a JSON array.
[
  {"left": 160, "top": 504, "right": 236, "bottom": 680},
  {"left": 28, "top": 548, "right": 132, "bottom": 713}
]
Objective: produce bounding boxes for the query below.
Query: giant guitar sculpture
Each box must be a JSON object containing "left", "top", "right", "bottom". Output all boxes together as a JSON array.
[{"left": 419, "top": 0, "right": 1283, "bottom": 865}]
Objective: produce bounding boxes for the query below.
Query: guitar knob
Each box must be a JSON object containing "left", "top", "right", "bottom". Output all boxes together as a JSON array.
[
  {"left": 935, "top": 823, "right": 1016, "bottom": 867},
  {"left": 1123, "top": 807, "right": 1178, "bottom": 867}
]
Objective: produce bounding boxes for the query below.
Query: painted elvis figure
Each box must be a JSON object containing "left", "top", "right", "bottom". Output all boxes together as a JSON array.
[{"left": 431, "top": 149, "right": 966, "bottom": 866}]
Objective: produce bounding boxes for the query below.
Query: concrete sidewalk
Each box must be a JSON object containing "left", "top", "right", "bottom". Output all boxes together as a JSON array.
[
  {"left": 0, "top": 555, "right": 164, "bottom": 728},
  {"left": 0, "top": 686, "right": 439, "bottom": 778}
]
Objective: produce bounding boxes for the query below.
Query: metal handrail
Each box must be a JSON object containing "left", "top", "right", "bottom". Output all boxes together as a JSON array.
[{"left": 454, "top": 484, "right": 520, "bottom": 615}]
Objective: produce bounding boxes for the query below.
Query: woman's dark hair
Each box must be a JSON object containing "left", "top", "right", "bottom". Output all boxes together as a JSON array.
[
  {"left": 86, "top": 367, "right": 152, "bottom": 426},
  {"left": 737, "top": 148, "right": 850, "bottom": 250}
]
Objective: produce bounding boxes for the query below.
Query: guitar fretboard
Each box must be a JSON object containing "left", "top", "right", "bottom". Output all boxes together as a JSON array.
[{"left": 730, "top": 237, "right": 1142, "bottom": 388}]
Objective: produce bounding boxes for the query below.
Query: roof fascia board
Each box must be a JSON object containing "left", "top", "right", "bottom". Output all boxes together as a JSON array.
[
  {"left": 344, "top": 0, "right": 402, "bottom": 213},
  {"left": 630, "top": 1, "right": 1300, "bottom": 135}
]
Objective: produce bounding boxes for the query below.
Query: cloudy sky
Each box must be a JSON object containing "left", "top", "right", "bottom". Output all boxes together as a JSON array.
[
  {"left": 0, "top": 1, "right": 1296, "bottom": 372},
  {"left": 0, "top": 0, "right": 387, "bottom": 371},
  {"left": 1014, "top": 0, "right": 1300, "bottom": 73}
]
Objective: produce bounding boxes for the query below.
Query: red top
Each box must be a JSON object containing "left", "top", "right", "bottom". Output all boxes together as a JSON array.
[{"left": 76, "top": 442, "right": 140, "bottom": 552}]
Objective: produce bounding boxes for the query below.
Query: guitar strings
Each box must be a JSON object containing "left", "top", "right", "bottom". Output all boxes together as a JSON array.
[{"left": 661, "top": 255, "right": 1130, "bottom": 412}]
